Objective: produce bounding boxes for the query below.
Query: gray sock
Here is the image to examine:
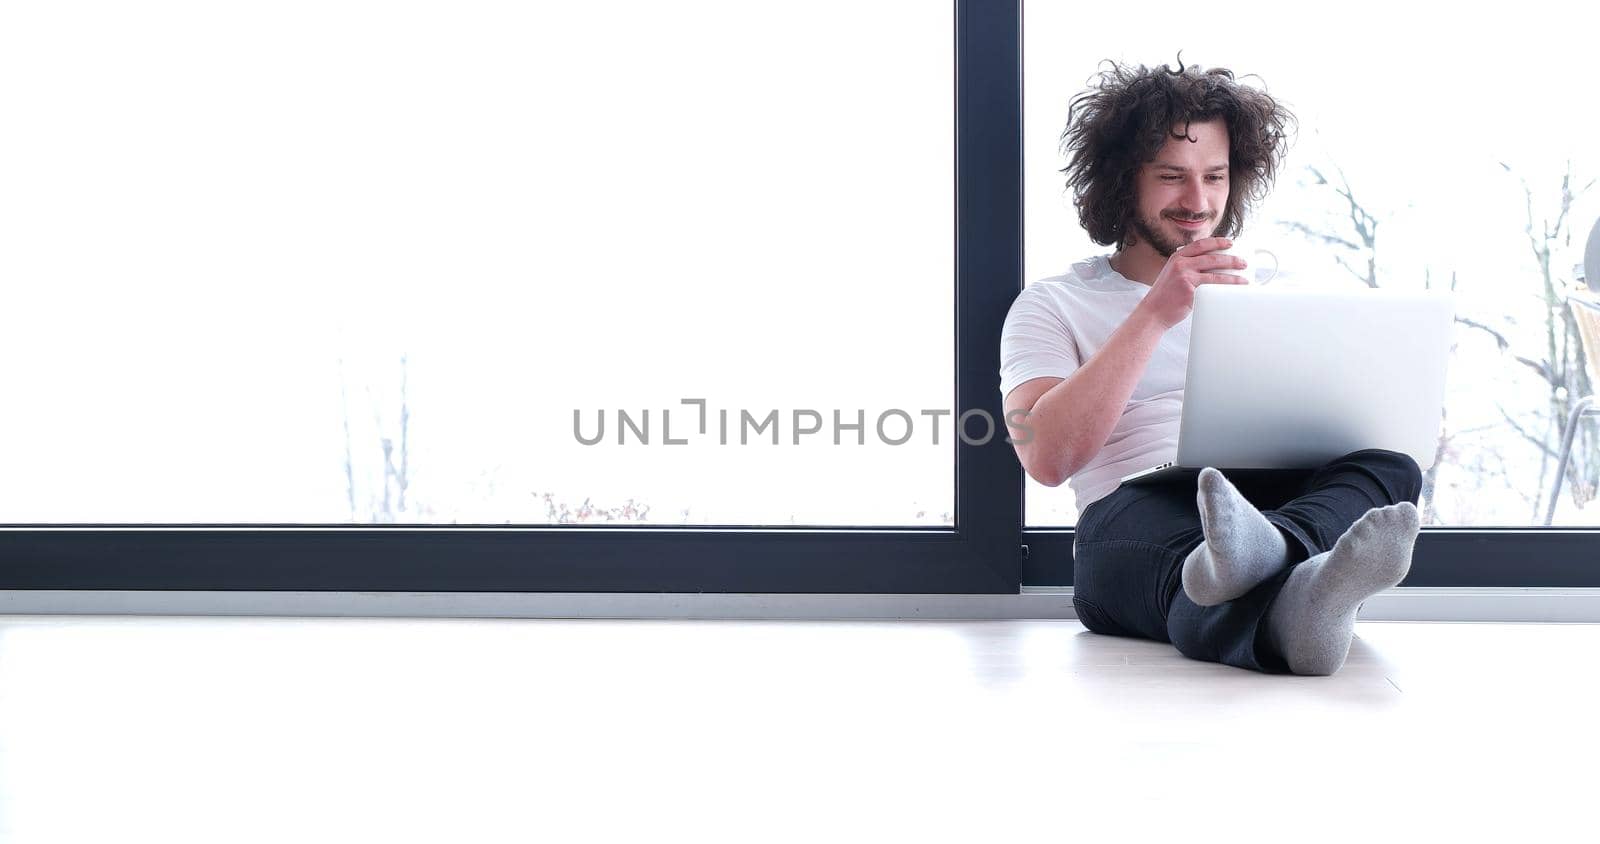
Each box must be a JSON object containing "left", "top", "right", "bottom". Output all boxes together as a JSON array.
[
  {"left": 1265, "top": 501, "right": 1421, "bottom": 676},
  {"left": 1181, "top": 467, "right": 1292, "bottom": 606}
]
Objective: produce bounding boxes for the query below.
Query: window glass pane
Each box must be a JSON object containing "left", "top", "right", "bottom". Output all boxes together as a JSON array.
[
  {"left": 1023, "top": 0, "right": 1598, "bottom": 526},
  {"left": 0, "top": 0, "right": 955, "bottom": 525}
]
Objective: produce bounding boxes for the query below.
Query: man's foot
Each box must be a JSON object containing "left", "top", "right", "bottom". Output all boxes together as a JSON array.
[
  {"left": 1265, "top": 502, "right": 1421, "bottom": 676},
  {"left": 1181, "top": 467, "right": 1292, "bottom": 606}
]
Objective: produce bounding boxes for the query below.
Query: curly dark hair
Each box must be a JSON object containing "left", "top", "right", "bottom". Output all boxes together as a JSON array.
[{"left": 1059, "top": 57, "right": 1296, "bottom": 248}]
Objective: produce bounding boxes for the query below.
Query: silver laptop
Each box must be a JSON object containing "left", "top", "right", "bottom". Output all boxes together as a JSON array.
[{"left": 1119, "top": 283, "right": 1456, "bottom": 486}]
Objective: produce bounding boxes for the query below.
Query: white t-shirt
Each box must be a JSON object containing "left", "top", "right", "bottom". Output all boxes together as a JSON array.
[{"left": 998, "top": 254, "right": 1192, "bottom": 512}]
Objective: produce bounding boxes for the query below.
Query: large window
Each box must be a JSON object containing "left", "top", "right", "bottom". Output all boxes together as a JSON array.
[
  {"left": 1023, "top": 0, "right": 1600, "bottom": 528},
  {"left": 0, "top": 0, "right": 955, "bottom": 528},
  {"left": 0, "top": 0, "right": 1020, "bottom": 594},
  {"left": 3, "top": 1, "right": 1593, "bottom": 595}
]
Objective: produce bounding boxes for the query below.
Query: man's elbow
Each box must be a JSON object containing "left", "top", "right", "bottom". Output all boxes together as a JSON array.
[
  {"left": 1035, "top": 464, "right": 1076, "bottom": 488},
  {"left": 1018, "top": 447, "right": 1081, "bottom": 488},
  {"left": 1031, "top": 467, "right": 1067, "bottom": 488}
]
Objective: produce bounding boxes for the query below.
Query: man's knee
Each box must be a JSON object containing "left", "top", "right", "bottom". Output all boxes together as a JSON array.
[
  {"left": 1072, "top": 595, "right": 1129, "bottom": 636},
  {"left": 1071, "top": 546, "right": 1141, "bottom": 638},
  {"left": 1337, "top": 448, "right": 1423, "bottom": 504}
]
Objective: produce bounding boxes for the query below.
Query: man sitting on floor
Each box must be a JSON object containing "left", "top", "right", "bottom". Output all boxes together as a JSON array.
[{"left": 1000, "top": 58, "right": 1422, "bottom": 675}]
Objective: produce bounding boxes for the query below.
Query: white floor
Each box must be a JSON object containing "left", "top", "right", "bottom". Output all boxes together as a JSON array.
[{"left": 0, "top": 615, "right": 1593, "bottom": 843}]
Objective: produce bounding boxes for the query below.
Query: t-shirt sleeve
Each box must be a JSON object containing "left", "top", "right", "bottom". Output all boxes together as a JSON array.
[{"left": 998, "top": 288, "right": 1082, "bottom": 402}]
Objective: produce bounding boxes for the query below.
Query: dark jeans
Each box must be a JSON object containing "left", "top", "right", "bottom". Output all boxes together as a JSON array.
[{"left": 1070, "top": 448, "right": 1423, "bottom": 674}]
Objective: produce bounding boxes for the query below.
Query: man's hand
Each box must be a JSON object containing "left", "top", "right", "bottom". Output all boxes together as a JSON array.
[{"left": 1136, "top": 237, "right": 1249, "bottom": 330}]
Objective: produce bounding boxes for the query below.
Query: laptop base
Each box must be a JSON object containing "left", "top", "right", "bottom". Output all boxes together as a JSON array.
[{"left": 1118, "top": 464, "right": 1200, "bottom": 487}]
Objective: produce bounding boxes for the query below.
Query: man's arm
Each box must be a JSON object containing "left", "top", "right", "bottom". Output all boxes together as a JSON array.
[
  {"left": 1004, "top": 307, "right": 1168, "bottom": 487},
  {"left": 1004, "top": 237, "right": 1246, "bottom": 487}
]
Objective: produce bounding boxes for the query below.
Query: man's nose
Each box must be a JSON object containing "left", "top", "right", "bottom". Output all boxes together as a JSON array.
[{"left": 1180, "top": 179, "right": 1207, "bottom": 212}]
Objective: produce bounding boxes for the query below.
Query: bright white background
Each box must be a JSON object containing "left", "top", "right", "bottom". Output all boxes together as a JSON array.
[
  {"left": 0, "top": 0, "right": 955, "bottom": 526},
  {"left": 2, "top": 1, "right": 1595, "bottom": 528}
]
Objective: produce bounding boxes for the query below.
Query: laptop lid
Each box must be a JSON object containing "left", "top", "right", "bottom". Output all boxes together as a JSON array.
[{"left": 1174, "top": 284, "right": 1456, "bottom": 471}]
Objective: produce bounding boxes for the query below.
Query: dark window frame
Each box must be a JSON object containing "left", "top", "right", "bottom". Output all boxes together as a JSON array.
[{"left": 0, "top": 0, "right": 1024, "bottom": 595}]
